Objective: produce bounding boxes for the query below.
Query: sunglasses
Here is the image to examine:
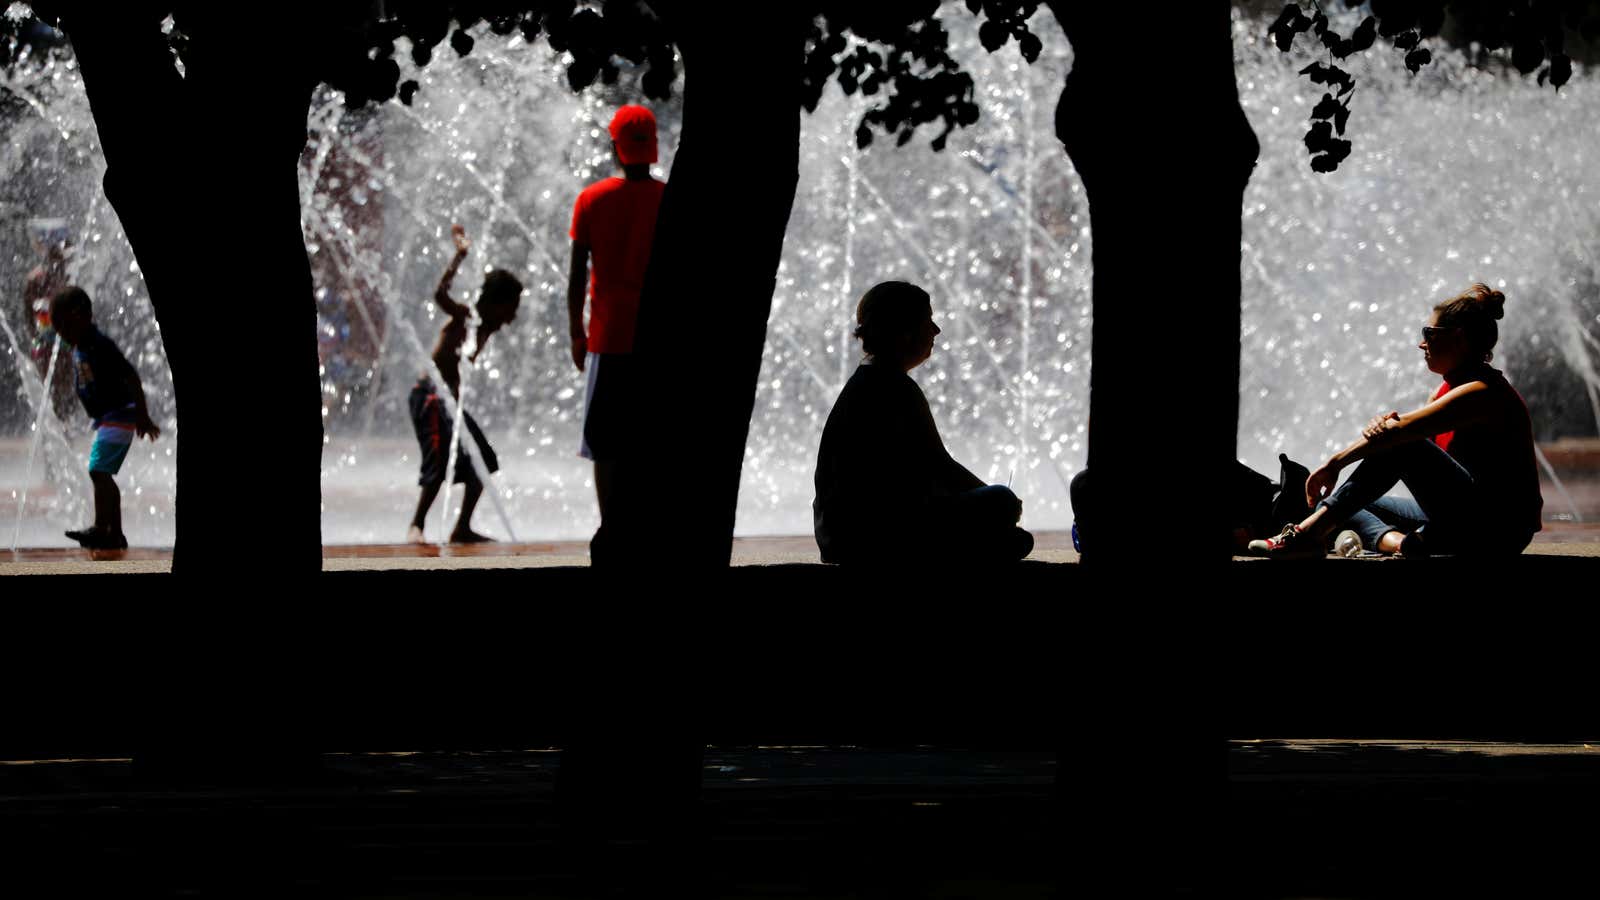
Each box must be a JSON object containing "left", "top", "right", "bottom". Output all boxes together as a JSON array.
[{"left": 1421, "top": 325, "right": 1456, "bottom": 343}]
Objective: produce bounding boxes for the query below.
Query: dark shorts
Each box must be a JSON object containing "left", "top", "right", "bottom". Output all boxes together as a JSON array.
[
  {"left": 409, "top": 379, "right": 499, "bottom": 488},
  {"left": 580, "top": 352, "right": 638, "bottom": 462}
]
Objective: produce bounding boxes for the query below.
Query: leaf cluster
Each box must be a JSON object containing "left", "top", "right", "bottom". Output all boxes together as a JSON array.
[
  {"left": 331, "top": 1, "right": 676, "bottom": 107},
  {"left": 1269, "top": 1, "right": 1586, "bottom": 173},
  {"left": 8, "top": 0, "right": 1051, "bottom": 157},
  {"left": 800, "top": 1, "right": 1042, "bottom": 153}
]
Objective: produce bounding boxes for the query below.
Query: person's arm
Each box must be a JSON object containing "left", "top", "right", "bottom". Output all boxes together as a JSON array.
[
  {"left": 128, "top": 371, "right": 159, "bottom": 440},
  {"left": 567, "top": 241, "right": 590, "bottom": 372},
  {"left": 433, "top": 225, "right": 471, "bottom": 319},
  {"left": 907, "top": 380, "right": 985, "bottom": 493},
  {"left": 107, "top": 345, "right": 158, "bottom": 440},
  {"left": 941, "top": 452, "right": 985, "bottom": 493},
  {"left": 1306, "top": 381, "right": 1497, "bottom": 503}
]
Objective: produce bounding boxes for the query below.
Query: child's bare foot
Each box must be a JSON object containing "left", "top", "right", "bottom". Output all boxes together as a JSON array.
[
  {"left": 407, "top": 525, "right": 429, "bottom": 544},
  {"left": 449, "top": 528, "right": 494, "bottom": 544}
]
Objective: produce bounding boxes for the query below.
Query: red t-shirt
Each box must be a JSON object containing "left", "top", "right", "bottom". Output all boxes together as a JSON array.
[
  {"left": 1430, "top": 372, "right": 1543, "bottom": 535},
  {"left": 570, "top": 176, "right": 665, "bottom": 354},
  {"left": 1430, "top": 381, "right": 1455, "bottom": 451}
]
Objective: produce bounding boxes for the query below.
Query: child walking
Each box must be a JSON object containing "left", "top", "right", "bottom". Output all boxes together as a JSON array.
[{"left": 49, "top": 287, "right": 160, "bottom": 551}]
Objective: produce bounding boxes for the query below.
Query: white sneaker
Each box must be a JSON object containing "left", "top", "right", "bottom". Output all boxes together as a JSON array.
[{"left": 1334, "top": 529, "right": 1362, "bottom": 558}]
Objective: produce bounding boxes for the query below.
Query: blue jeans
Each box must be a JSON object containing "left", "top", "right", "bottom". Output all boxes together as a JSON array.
[{"left": 1320, "top": 440, "right": 1531, "bottom": 555}]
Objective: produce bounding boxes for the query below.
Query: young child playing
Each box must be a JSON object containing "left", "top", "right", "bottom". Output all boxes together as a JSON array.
[
  {"left": 407, "top": 224, "right": 523, "bottom": 544},
  {"left": 48, "top": 286, "right": 160, "bottom": 551}
]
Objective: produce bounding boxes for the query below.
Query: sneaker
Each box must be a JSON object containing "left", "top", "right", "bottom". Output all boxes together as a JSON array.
[
  {"left": 1398, "top": 530, "right": 1430, "bottom": 558},
  {"left": 1246, "top": 523, "right": 1323, "bottom": 558},
  {"left": 1334, "top": 529, "right": 1362, "bottom": 558}
]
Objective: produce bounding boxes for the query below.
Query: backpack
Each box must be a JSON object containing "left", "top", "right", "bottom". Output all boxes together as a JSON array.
[{"left": 1070, "top": 453, "right": 1312, "bottom": 552}]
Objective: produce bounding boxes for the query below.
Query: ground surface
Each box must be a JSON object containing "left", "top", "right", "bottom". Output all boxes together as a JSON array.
[
  {"left": 5, "top": 741, "right": 1600, "bottom": 897},
  {"left": 3, "top": 524, "right": 1598, "bottom": 573}
]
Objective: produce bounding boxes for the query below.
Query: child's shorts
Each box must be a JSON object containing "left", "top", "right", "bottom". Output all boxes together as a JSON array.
[
  {"left": 88, "top": 422, "right": 136, "bottom": 475},
  {"left": 409, "top": 379, "right": 499, "bottom": 489}
]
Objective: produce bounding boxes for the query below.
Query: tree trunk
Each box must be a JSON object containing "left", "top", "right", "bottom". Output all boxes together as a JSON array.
[
  {"left": 1047, "top": 2, "right": 1259, "bottom": 566},
  {"left": 593, "top": 5, "right": 808, "bottom": 568},
  {"left": 65, "top": 6, "right": 323, "bottom": 575},
  {"left": 1043, "top": 4, "right": 1256, "bottom": 893}
]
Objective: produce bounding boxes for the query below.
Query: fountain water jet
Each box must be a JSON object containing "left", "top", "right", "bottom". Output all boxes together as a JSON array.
[{"left": 3, "top": 4, "right": 1598, "bottom": 549}]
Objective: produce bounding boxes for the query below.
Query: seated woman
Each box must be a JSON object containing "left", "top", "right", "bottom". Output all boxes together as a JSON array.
[
  {"left": 813, "top": 281, "right": 1034, "bottom": 565},
  {"left": 1250, "top": 283, "right": 1542, "bottom": 557}
]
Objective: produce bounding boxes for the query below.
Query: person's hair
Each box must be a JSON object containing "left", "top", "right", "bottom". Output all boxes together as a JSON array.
[
  {"left": 478, "top": 269, "right": 524, "bottom": 310},
  {"left": 1433, "top": 282, "right": 1505, "bottom": 363},
  {"left": 49, "top": 285, "right": 91, "bottom": 319},
  {"left": 854, "top": 281, "right": 930, "bottom": 358}
]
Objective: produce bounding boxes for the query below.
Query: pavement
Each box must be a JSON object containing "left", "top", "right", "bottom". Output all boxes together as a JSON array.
[
  {"left": 3, "top": 524, "right": 1598, "bottom": 574},
  {"left": 5, "top": 740, "right": 1600, "bottom": 897},
  {"left": 1, "top": 746, "right": 1059, "bottom": 899}
]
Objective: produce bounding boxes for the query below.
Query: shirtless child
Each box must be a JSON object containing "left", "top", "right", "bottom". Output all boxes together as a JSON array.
[{"left": 407, "top": 225, "right": 523, "bottom": 543}]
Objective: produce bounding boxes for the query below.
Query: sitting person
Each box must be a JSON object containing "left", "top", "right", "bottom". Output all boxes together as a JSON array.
[
  {"left": 813, "top": 281, "right": 1033, "bottom": 565},
  {"left": 1250, "top": 282, "right": 1542, "bottom": 557}
]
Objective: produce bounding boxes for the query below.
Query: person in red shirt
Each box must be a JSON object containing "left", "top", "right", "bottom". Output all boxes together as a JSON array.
[
  {"left": 1250, "top": 283, "right": 1543, "bottom": 557},
  {"left": 567, "top": 104, "right": 666, "bottom": 518}
]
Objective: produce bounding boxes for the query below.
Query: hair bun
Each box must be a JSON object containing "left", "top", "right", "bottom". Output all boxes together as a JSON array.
[{"left": 1469, "top": 282, "right": 1506, "bottom": 320}]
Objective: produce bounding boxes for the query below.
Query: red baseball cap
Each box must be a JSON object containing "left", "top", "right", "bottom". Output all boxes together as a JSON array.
[{"left": 608, "top": 105, "right": 658, "bottom": 166}]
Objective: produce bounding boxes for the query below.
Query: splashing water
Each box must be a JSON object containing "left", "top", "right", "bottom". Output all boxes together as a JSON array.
[{"left": 2, "top": 5, "right": 1596, "bottom": 548}]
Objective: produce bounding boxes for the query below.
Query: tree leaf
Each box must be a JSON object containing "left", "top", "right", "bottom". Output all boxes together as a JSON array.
[
  {"left": 1345, "top": 16, "right": 1377, "bottom": 55},
  {"left": 1393, "top": 30, "right": 1420, "bottom": 52},
  {"left": 399, "top": 80, "right": 419, "bottom": 106},
  {"left": 1304, "top": 120, "right": 1334, "bottom": 153},
  {"left": 1310, "top": 92, "right": 1341, "bottom": 121},
  {"left": 449, "top": 28, "right": 474, "bottom": 58},
  {"left": 1334, "top": 99, "right": 1351, "bottom": 135},
  {"left": 978, "top": 19, "right": 1008, "bottom": 52},
  {"left": 1404, "top": 47, "right": 1431, "bottom": 74},
  {"left": 1310, "top": 139, "right": 1351, "bottom": 173},
  {"left": 856, "top": 123, "right": 873, "bottom": 149},
  {"left": 1551, "top": 53, "right": 1572, "bottom": 89},
  {"left": 1018, "top": 31, "right": 1042, "bottom": 63},
  {"left": 1268, "top": 4, "right": 1310, "bottom": 51}
]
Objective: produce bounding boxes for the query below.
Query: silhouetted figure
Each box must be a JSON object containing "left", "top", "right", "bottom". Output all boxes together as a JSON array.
[
  {"left": 407, "top": 224, "right": 522, "bottom": 544},
  {"left": 814, "top": 281, "right": 1033, "bottom": 564},
  {"left": 49, "top": 287, "right": 160, "bottom": 551},
  {"left": 567, "top": 104, "right": 666, "bottom": 522},
  {"left": 22, "top": 227, "right": 78, "bottom": 420},
  {"left": 1250, "top": 283, "right": 1542, "bottom": 557}
]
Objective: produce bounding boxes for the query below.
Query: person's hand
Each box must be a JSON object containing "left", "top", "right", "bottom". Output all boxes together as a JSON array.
[
  {"left": 451, "top": 224, "right": 470, "bottom": 255},
  {"left": 1362, "top": 410, "right": 1400, "bottom": 441},
  {"left": 1305, "top": 463, "right": 1338, "bottom": 507},
  {"left": 1001, "top": 487, "right": 1023, "bottom": 523},
  {"left": 136, "top": 413, "right": 160, "bottom": 441},
  {"left": 571, "top": 335, "right": 587, "bottom": 372}
]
